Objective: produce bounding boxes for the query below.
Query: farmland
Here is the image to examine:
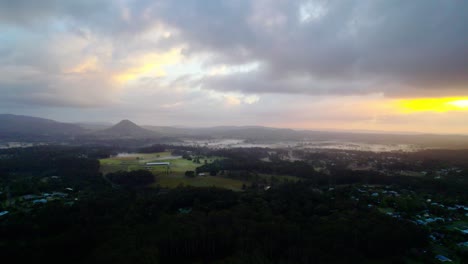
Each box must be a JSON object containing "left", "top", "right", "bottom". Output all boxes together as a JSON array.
[
  {"left": 99, "top": 151, "right": 300, "bottom": 190},
  {"left": 100, "top": 151, "right": 208, "bottom": 174},
  {"left": 99, "top": 152, "right": 247, "bottom": 190}
]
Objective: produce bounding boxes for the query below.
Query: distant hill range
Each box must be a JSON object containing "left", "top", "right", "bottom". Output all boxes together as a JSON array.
[
  {"left": 73, "top": 121, "right": 113, "bottom": 131},
  {"left": 142, "top": 125, "right": 468, "bottom": 149},
  {"left": 2, "top": 114, "right": 468, "bottom": 149},
  {"left": 0, "top": 114, "right": 85, "bottom": 141},
  {"left": 143, "top": 125, "right": 302, "bottom": 141},
  {"left": 0, "top": 115, "right": 158, "bottom": 141}
]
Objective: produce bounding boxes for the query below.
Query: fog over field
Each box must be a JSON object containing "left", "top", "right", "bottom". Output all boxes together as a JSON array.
[{"left": 171, "top": 139, "right": 423, "bottom": 152}]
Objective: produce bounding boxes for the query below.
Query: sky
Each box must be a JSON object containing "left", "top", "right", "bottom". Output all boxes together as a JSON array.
[{"left": 0, "top": 0, "right": 467, "bottom": 134}]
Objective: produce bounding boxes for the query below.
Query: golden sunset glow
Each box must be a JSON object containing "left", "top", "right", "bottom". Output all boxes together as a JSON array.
[
  {"left": 397, "top": 97, "right": 468, "bottom": 113},
  {"left": 66, "top": 57, "right": 99, "bottom": 74},
  {"left": 114, "top": 63, "right": 166, "bottom": 83},
  {"left": 113, "top": 48, "right": 182, "bottom": 83}
]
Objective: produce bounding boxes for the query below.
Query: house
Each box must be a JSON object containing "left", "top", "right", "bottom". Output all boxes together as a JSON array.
[
  {"left": 454, "top": 204, "right": 468, "bottom": 211},
  {"left": 435, "top": 255, "right": 452, "bottom": 262},
  {"left": 178, "top": 208, "right": 192, "bottom": 214},
  {"left": 415, "top": 220, "right": 425, "bottom": 225},
  {"left": 423, "top": 217, "right": 444, "bottom": 225},
  {"left": 33, "top": 199, "right": 47, "bottom": 204},
  {"left": 52, "top": 192, "right": 68, "bottom": 198},
  {"left": 145, "top": 162, "right": 171, "bottom": 174},
  {"left": 22, "top": 194, "right": 40, "bottom": 200},
  {"left": 0, "top": 211, "right": 9, "bottom": 217},
  {"left": 145, "top": 162, "right": 170, "bottom": 166},
  {"left": 457, "top": 241, "right": 468, "bottom": 247}
]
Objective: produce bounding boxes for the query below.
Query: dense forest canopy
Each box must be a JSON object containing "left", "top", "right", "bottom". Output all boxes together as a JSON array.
[{"left": 0, "top": 145, "right": 467, "bottom": 263}]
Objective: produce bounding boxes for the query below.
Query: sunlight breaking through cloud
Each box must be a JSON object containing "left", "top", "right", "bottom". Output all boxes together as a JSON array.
[{"left": 397, "top": 97, "right": 468, "bottom": 113}]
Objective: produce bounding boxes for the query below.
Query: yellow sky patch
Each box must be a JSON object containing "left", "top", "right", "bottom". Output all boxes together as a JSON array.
[
  {"left": 66, "top": 57, "right": 99, "bottom": 74},
  {"left": 225, "top": 95, "right": 242, "bottom": 106},
  {"left": 114, "top": 48, "right": 182, "bottom": 83},
  {"left": 397, "top": 97, "right": 468, "bottom": 113}
]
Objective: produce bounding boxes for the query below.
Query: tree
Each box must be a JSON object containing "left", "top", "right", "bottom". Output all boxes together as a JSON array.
[
  {"left": 106, "top": 170, "right": 154, "bottom": 187},
  {"left": 185, "top": 171, "right": 195, "bottom": 178}
]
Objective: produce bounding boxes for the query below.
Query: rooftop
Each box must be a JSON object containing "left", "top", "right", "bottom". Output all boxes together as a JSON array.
[{"left": 145, "top": 162, "right": 170, "bottom": 166}]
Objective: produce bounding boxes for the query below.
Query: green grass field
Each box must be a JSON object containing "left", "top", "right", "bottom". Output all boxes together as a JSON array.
[
  {"left": 100, "top": 152, "right": 196, "bottom": 174},
  {"left": 100, "top": 152, "right": 248, "bottom": 190},
  {"left": 100, "top": 152, "right": 301, "bottom": 190}
]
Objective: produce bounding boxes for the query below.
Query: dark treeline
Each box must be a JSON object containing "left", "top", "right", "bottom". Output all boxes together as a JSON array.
[
  {"left": 107, "top": 170, "right": 154, "bottom": 187},
  {"left": 196, "top": 158, "right": 467, "bottom": 199},
  {"left": 0, "top": 146, "right": 110, "bottom": 194},
  {"left": 0, "top": 184, "right": 430, "bottom": 264},
  {"left": 196, "top": 158, "right": 321, "bottom": 178},
  {"left": 193, "top": 148, "right": 468, "bottom": 200},
  {"left": 1, "top": 145, "right": 467, "bottom": 263},
  {"left": 197, "top": 148, "right": 318, "bottom": 178},
  {"left": 138, "top": 144, "right": 166, "bottom": 153}
]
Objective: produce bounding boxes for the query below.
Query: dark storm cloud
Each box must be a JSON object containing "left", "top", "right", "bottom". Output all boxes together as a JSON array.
[
  {"left": 195, "top": 71, "right": 374, "bottom": 96},
  {"left": 149, "top": 0, "right": 468, "bottom": 97},
  {"left": 0, "top": 0, "right": 110, "bottom": 26},
  {"left": 0, "top": 0, "right": 161, "bottom": 37}
]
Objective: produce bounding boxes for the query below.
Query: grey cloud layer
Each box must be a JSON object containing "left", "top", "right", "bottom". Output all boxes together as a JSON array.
[
  {"left": 0, "top": 0, "right": 467, "bottom": 110},
  {"left": 155, "top": 0, "right": 468, "bottom": 97}
]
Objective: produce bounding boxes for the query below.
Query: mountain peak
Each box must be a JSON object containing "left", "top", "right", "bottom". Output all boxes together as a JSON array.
[
  {"left": 115, "top": 119, "right": 138, "bottom": 127},
  {"left": 97, "top": 119, "right": 157, "bottom": 138}
]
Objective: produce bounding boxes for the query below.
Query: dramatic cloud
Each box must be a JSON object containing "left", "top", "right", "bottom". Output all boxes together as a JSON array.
[
  {"left": 157, "top": 0, "right": 468, "bottom": 97},
  {"left": 0, "top": 0, "right": 467, "bottom": 133}
]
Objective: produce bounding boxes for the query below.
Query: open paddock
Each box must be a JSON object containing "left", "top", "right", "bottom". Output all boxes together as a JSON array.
[{"left": 100, "top": 152, "right": 249, "bottom": 190}]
